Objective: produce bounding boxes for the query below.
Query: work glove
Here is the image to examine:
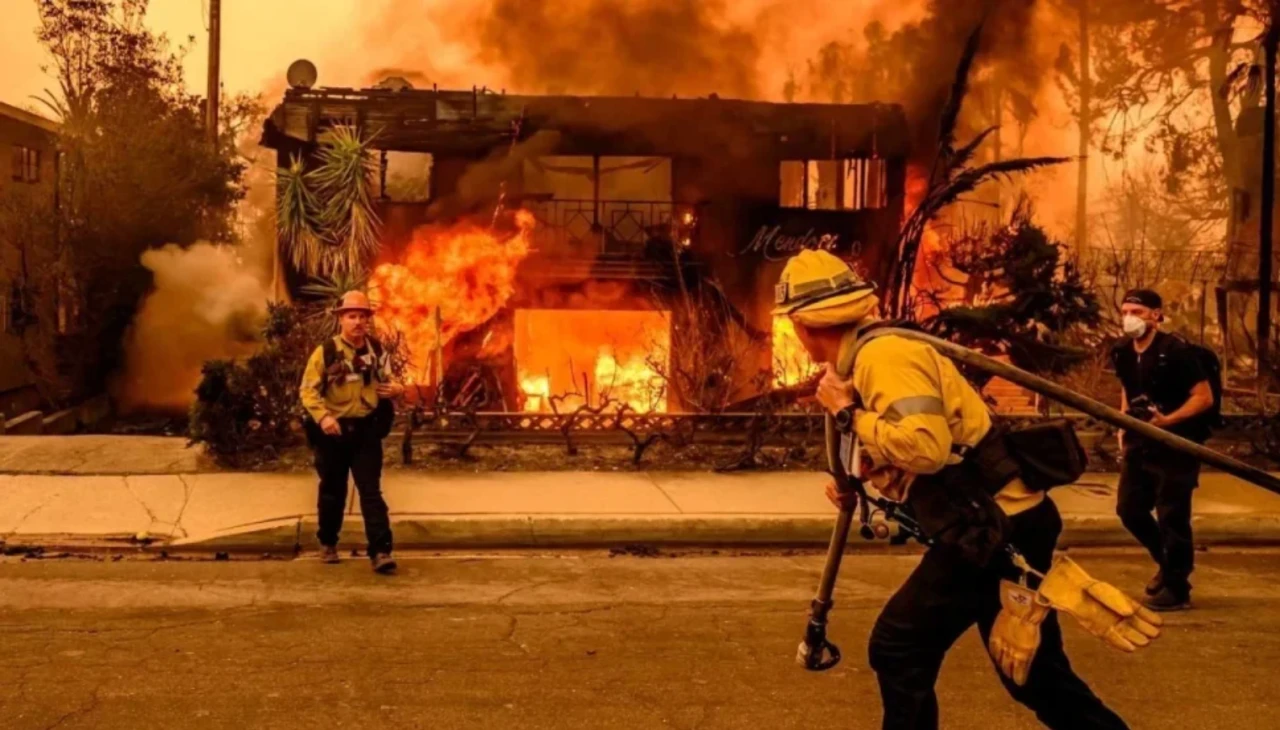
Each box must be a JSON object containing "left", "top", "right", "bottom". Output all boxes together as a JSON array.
[
  {"left": 1034, "top": 554, "right": 1163, "bottom": 652},
  {"left": 988, "top": 579, "right": 1049, "bottom": 686}
]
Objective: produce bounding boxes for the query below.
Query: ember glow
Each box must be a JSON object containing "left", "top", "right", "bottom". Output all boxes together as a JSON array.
[
  {"left": 368, "top": 210, "right": 536, "bottom": 378},
  {"left": 772, "top": 317, "right": 820, "bottom": 387},
  {"left": 514, "top": 310, "right": 669, "bottom": 413}
]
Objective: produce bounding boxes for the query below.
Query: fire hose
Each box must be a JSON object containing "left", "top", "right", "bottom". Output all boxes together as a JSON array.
[{"left": 797, "top": 327, "right": 1280, "bottom": 672}]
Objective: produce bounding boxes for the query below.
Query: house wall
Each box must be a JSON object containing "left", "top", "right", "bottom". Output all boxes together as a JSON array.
[{"left": 0, "top": 107, "right": 60, "bottom": 417}]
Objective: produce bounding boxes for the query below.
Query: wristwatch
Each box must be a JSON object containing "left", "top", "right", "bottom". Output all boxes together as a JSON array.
[{"left": 834, "top": 404, "right": 856, "bottom": 434}]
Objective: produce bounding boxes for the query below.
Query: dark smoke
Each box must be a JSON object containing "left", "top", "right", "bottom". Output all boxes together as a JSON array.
[
  {"left": 474, "top": 0, "right": 763, "bottom": 98},
  {"left": 801, "top": 0, "right": 1045, "bottom": 157}
]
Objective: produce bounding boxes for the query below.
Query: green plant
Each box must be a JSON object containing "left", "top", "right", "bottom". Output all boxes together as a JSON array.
[
  {"left": 188, "top": 303, "right": 314, "bottom": 467},
  {"left": 276, "top": 125, "right": 382, "bottom": 277},
  {"left": 277, "top": 154, "right": 323, "bottom": 273}
]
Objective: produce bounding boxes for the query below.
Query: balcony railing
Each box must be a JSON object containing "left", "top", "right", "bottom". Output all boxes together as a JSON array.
[{"left": 518, "top": 198, "right": 699, "bottom": 255}]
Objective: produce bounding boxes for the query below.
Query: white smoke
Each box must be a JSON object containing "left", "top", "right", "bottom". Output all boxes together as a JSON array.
[{"left": 115, "top": 242, "right": 272, "bottom": 413}]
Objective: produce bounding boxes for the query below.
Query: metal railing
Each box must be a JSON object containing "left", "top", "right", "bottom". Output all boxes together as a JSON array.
[{"left": 521, "top": 199, "right": 698, "bottom": 254}]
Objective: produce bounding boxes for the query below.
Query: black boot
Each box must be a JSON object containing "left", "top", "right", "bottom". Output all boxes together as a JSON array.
[
  {"left": 1144, "top": 585, "right": 1191, "bottom": 612},
  {"left": 1145, "top": 569, "right": 1164, "bottom": 596}
]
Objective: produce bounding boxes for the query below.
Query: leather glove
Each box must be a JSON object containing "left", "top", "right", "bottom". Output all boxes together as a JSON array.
[
  {"left": 1035, "top": 554, "right": 1163, "bottom": 652},
  {"left": 988, "top": 579, "right": 1049, "bottom": 686}
]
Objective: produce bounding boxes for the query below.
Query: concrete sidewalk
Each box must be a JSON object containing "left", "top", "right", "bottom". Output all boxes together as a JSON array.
[{"left": 3, "top": 468, "right": 1280, "bottom": 552}]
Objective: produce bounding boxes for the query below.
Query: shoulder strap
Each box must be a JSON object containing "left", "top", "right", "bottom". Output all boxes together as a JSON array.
[{"left": 322, "top": 337, "right": 339, "bottom": 368}]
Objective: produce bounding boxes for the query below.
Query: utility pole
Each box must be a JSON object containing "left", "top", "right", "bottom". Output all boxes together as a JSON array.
[
  {"left": 1076, "top": 0, "right": 1091, "bottom": 253},
  {"left": 1259, "top": 8, "right": 1278, "bottom": 385},
  {"left": 206, "top": 0, "right": 221, "bottom": 147}
]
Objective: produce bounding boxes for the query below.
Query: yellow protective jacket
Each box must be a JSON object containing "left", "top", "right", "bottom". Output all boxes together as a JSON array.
[
  {"left": 299, "top": 336, "right": 386, "bottom": 423},
  {"left": 838, "top": 326, "right": 1042, "bottom": 516}
]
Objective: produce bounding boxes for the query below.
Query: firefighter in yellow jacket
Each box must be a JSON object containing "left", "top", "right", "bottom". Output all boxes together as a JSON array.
[
  {"left": 300, "top": 291, "right": 405, "bottom": 574},
  {"left": 775, "top": 250, "right": 1132, "bottom": 729}
]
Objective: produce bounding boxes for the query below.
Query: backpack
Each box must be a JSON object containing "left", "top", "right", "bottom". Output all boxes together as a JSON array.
[{"left": 1171, "top": 335, "right": 1224, "bottom": 431}]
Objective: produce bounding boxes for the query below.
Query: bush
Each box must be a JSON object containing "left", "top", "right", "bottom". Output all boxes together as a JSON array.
[{"left": 188, "top": 304, "right": 317, "bottom": 467}]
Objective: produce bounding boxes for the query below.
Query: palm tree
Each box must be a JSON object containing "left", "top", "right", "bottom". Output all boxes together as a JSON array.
[
  {"left": 888, "top": 23, "right": 1069, "bottom": 319},
  {"left": 276, "top": 125, "right": 382, "bottom": 278}
]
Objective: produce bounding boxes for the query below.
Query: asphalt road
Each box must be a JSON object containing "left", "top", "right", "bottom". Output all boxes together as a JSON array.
[{"left": 0, "top": 548, "right": 1277, "bottom": 729}]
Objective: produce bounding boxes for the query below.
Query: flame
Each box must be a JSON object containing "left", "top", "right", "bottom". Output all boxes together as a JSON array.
[
  {"left": 594, "top": 349, "right": 667, "bottom": 413},
  {"left": 519, "top": 373, "right": 551, "bottom": 412},
  {"left": 514, "top": 309, "right": 669, "bottom": 413},
  {"left": 369, "top": 210, "right": 536, "bottom": 377},
  {"left": 904, "top": 164, "right": 945, "bottom": 318},
  {"left": 772, "top": 316, "right": 820, "bottom": 386}
]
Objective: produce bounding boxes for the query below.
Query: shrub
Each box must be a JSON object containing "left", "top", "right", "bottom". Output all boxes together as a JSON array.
[{"left": 188, "top": 303, "right": 315, "bottom": 467}]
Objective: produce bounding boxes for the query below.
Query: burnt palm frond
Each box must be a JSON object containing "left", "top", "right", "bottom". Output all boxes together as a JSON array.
[
  {"left": 949, "top": 125, "right": 999, "bottom": 172},
  {"left": 299, "top": 268, "right": 369, "bottom": 304},
  {"left": 937, "top": 22, "right": 984, "bottom": 156},
  {"left": 934, "top": 157, "right": 1071, "bottom": 209}
]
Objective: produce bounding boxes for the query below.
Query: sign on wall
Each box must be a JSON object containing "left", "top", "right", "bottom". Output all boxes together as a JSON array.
[{"left": 732, "top": 206, "right": 898, "bottom": 288}]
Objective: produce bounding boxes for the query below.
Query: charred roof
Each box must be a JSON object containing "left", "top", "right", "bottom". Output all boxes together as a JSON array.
[{"left": 262, "top": 85, "right": 909, "bottom": 160}]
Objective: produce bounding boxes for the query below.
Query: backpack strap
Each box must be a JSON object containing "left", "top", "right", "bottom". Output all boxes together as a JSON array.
[{"left": 318, "top": 338, "right": 340, "bottom": 397}]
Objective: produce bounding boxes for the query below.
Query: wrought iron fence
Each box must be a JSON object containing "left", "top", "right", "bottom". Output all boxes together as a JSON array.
[{"left": 402, "top": 410, "right": 1266, "bottom": 444}]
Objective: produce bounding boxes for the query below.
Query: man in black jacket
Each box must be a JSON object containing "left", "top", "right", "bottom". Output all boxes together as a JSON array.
[{"left": 1111, "top": 289, "right": 1213, "bottom": 611}]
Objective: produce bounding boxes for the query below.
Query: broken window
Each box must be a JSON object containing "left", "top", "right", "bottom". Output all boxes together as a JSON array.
[
  {"left": 842, "top": 158, "right": 887, "bottom": 210},
  {"left": 780, "top": 157, "right": 887, "bottom": 211},
  {"left": 382, "top": 151, "right": 432, "bottom": 202}
]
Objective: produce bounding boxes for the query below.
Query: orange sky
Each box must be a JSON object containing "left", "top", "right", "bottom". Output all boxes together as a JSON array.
[
  {"left": 0, "top": 0, "right": 381, "bottom": 113},
  {"left": 0, "top": 0, "right": 931, "bottom": 112}
]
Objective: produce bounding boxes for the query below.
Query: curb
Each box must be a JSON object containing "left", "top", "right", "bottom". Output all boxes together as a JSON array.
[{"left": 7, "top": 514, "right": 1280, "bottom": 554}]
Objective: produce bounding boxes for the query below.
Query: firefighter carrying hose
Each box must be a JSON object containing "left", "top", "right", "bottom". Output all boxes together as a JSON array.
[{"left": 776, "top": 250, "right": 1157, "bottom": 729}]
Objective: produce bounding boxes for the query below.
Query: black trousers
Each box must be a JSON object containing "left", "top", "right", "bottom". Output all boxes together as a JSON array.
[
  {"left": 313, "top": 416, "right": 393, "bottom": 557},
  {"left": 867, "top": 499, "right": 1128, "bottom": 730},
  {"left": 1117, "top": 445, "right": 1198, "bottom": 597}
]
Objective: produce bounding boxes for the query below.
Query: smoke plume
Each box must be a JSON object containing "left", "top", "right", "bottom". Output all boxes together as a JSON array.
[{"left": 115, "top": 243, "right": 271, "bottom": 413}]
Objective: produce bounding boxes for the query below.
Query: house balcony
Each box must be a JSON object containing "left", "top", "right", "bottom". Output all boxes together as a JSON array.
[{"left": 513, "top": 197, "right": 702, "bottom": 283}]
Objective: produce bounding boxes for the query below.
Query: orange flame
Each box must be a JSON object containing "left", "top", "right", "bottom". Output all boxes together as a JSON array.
[
  {"left": 905, "top": 165, "right": 945, "bottom": 318},
  {"left": 513, "top": 309, "right": 669, "bottom": 413},
  {"left": 772, "top": 316, "right": 820, "bottom": 387},
  {"left": 369, "top": 210, "right": 536, "bottom": 377}
]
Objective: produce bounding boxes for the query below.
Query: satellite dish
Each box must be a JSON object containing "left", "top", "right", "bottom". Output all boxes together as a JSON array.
[{"left": 287, "top": 59, "right": 318, "bottom": 89}]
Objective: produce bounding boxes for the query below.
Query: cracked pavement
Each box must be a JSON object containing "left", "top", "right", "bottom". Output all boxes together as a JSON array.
[{"left": 0, "top": 548, "right": 1278, "bottom": 729}]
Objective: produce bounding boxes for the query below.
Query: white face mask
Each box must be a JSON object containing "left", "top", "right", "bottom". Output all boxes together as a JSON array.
[{"left": 1122, "top": 314, "right": 1148, "bottom": 338}]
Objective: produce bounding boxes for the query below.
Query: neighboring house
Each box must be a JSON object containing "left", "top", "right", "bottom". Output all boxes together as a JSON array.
[{"left": 0, "top": 100, "right": 61, "bottom": 418}]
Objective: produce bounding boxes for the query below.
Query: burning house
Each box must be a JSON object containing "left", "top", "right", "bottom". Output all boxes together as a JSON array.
[{"left": 261, "top": 67, "right": 908, "bottom": 414}]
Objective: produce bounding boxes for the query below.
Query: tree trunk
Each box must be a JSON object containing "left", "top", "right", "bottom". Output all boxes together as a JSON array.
[
  {"left": 1076, "top": 0, "right": 1091, "bottom": 251},
  {"left": 1204, "top": 0, "right": 1243, "bottom": 194},
  {"left": 1258, "top": 11, "right": 1278, "bottom": 386}
]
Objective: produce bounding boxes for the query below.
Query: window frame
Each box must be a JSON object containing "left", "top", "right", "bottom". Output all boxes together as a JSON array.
[{"left": 779, "top": 157, "right": 888, "bottom": 212}]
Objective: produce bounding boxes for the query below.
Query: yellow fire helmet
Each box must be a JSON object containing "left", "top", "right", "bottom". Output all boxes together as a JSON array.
[{"left": 772, "top": 250, "right": 879, "bottom": 327}]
